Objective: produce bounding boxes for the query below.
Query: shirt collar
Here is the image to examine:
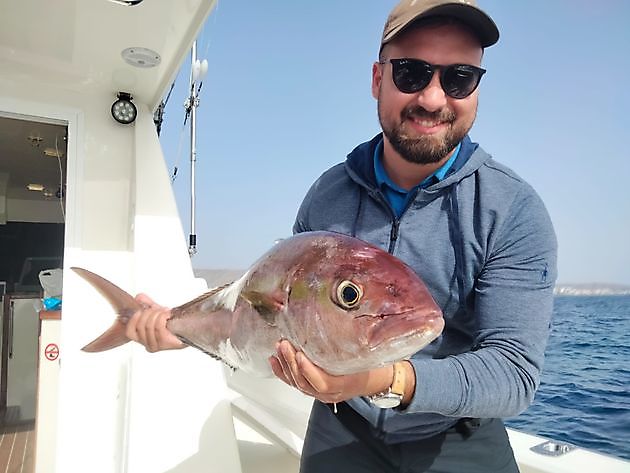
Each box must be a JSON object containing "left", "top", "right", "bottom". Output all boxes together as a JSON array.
[{"left": 374, "top": 140, "right": 461, "bottom": 194}]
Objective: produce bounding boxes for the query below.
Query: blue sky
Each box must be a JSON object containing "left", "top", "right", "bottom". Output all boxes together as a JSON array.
[{"left": 159, "top": 1, "right": 630, "bottom": 285}]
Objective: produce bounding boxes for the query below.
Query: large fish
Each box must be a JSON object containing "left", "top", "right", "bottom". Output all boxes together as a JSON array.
[{"left": 74, "top": 231, "right": 444, "bottom": 376}]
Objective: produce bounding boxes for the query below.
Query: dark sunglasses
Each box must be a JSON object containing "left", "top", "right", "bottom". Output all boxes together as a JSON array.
[{"left": 380, "top": 58, "right": 486, "bottom": 99}]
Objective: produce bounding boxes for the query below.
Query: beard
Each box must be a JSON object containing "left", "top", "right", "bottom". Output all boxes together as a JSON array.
[{"left": 379, "top": 103, "right": 474, "bottom": 165}]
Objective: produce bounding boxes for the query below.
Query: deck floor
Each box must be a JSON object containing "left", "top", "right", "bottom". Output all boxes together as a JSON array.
[{"left": 0, "top": 408, "right": 35, "bottom": 473}]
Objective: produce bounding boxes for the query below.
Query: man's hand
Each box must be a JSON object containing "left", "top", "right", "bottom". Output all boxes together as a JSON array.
[
  {"left": 125, "top": 293, "right": 186, "bottom": 352},
  {"left": 269, "top": 339, "right": 394, "bottom": 404}
]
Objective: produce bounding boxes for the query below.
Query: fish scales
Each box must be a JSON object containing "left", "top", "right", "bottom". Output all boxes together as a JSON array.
[{"left": 75, "top": 231, "right": 444, "bottom": 376}]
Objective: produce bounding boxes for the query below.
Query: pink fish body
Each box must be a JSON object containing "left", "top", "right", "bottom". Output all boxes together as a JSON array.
[{"left": 75, "top": 231, "right": 444, "bottom": 376}]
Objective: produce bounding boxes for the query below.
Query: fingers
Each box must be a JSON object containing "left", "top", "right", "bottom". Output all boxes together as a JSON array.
[
  {"left": 273, "top": 341, "right": 301, "bottom": 387},
  {"left": 141, "top": 309, "right": 163, "bottom": 352},
  {"left": 269, "top": 354, "right": 283, "bottom": 378},
  {"left": 126, "top": 295, "right": 184, "bottom": 352},
  {"left": 135, "top": 293, "right": 157, "bottom": 308},
  {"left": 268, "top": 340, "right": 381, "bottom": 405},
  {"left": 294, "top": 351, "right": 336, "bottom": 394},
  {"left": 269, "top": 353, "right": 291, "bottom": 385},
  {"left": 271, "top": 340, "right": 344, "bottom": 402},
  {"left": 295, "top": 351, "right": 347, "bottom": 402}
]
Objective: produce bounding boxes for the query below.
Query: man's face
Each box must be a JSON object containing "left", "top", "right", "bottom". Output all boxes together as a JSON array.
[{"left": 373, "top": 23, "right": 484, "bottom": 165}]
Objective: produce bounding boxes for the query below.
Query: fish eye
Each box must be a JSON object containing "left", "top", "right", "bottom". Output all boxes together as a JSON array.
[{"left": 335, "top": 280, "right": 363, "bottom": 309}]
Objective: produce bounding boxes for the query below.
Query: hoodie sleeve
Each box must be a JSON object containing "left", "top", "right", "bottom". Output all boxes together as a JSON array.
[{"left": 405, "top": 187, "right": 558, "bottom": 418}]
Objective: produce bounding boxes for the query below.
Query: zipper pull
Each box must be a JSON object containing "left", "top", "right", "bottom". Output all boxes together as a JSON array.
[
  {"left": 390, "top": 221, "right": 399, "bottom": 242},
  {"left": 389, "top": 220, "right": 400, "bottom": 253}
]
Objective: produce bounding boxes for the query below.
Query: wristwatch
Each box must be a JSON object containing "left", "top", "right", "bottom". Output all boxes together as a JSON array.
[{"left": 368, "top": 361, "right": 406, "bottom": 408}]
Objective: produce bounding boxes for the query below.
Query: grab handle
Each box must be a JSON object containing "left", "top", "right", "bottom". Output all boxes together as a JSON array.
[{"left": 8, "top": 300, "right": 14, "bottom": 359}]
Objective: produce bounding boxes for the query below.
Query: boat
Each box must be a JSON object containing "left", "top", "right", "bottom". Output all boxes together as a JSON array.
[{"left": 1, "top": 1, "right": 628, "bottom": 472}]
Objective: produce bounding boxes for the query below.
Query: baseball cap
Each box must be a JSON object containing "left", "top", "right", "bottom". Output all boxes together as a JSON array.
[{"left": 381, "top": 0, "right": 499, "bottom": 49}]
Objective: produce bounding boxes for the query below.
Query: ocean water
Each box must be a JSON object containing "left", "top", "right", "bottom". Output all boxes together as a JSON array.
[{"left": 505, "top": 295, "right": 630, "bottom": 461}]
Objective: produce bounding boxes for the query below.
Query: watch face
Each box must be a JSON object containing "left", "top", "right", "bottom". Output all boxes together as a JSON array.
[{"left": 370, "top": 393, "right": 402, "bottom": 409}]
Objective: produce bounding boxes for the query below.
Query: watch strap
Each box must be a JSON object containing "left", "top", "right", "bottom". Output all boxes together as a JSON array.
[
  {"left": 390, "top": 361, "right": 406, "bottom": 398},
  {"left": 368, "top": 361, "right": 406, "bottom": 407}
]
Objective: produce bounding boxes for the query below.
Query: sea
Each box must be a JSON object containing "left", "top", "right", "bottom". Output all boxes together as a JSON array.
[{"left": 505, "top": 295, "right": 630, "bottom": 461}]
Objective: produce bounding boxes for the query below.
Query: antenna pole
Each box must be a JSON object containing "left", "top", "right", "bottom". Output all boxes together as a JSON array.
[{"left": 188, "top": 41, "right": 198, "bottom": 256}]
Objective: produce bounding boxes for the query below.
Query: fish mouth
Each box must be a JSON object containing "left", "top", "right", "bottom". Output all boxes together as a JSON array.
[{"left": 362, "top": 309, "right": 444, "bottom": 350}]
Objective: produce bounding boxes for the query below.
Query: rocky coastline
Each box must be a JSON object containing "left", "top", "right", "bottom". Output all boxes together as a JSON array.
[{"left": 554, "top": 283, "right": 630, "bottom": 296}]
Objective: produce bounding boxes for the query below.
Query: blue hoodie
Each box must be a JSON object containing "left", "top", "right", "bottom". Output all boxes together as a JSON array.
[{"left": 293, "top": 134, "right": 558, "bottom": 443}]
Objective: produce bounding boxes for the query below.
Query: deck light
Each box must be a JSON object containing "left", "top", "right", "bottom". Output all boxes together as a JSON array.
[
  {"left": 107, "top": 0, "right": 144, "bottom": 6},
  {"left": 111, "top": 92, "right": 137, "bottom": 125}
]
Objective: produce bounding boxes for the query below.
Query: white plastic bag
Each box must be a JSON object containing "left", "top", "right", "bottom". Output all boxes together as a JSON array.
[{"left": 39, "top": 268, "right": 63, "bottom": 299}]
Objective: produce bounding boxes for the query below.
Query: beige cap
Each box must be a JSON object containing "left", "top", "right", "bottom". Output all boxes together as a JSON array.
[{"left": 381, "top": 0, "right": 499, "bottom": 49}]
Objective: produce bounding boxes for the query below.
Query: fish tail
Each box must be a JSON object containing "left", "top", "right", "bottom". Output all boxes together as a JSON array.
[{"left": 71, "top": 267, "right": 142, "bottom": 352}]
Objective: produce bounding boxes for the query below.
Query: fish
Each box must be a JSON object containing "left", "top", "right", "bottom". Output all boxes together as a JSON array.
[{"left": 74, "top": 231, "right": 444, "bottom": 376}]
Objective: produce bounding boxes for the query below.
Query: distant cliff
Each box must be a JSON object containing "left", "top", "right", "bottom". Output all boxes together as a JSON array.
[{"left": 554, "top": 283, "right": 630, "bottom": 296}]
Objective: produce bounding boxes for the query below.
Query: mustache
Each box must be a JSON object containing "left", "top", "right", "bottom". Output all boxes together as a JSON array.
[{"left": 402, "top": 106, "right": 455, "bottom": 123}]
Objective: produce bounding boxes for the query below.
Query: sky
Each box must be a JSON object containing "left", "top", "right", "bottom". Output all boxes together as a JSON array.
[{"left": 158, "top": 0, "right": 630, "bottom": 286}]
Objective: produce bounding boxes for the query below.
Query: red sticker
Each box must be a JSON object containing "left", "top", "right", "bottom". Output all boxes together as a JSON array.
[{"left": 45, "top": 343, "right": 59, "bottom": 361}]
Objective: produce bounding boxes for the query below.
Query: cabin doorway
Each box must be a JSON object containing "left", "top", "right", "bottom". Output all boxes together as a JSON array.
[{"left": 0, "top": 114, "right": 66, "bottom": 472}]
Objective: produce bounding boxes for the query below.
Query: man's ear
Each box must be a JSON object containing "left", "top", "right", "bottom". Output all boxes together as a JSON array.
[{"left": 372, "top": 62, "right": 383, "bottom": 99}]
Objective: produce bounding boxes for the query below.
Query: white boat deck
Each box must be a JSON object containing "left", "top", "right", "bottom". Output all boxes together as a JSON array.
[{"left": 0, "top": 407, "right": 35, "bottom": 473}]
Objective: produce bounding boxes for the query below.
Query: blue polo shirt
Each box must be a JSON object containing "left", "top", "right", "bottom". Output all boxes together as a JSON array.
[{"left": 374, "top": 141, "right": 461, "bottom": 217}]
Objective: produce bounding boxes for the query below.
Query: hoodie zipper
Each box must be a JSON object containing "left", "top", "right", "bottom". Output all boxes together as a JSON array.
[
  {"left": 368, "top": 190, "right": 401, "bottom": 255},
  {"left": 379, "top": 187, "right": 422, "bottom": 255}
]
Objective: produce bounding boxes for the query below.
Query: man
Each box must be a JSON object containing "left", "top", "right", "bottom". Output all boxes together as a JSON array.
[
  {"left": 269, "top": 0, "right": 556, "bottom": 471},
  {"left": 129, "top": 1, "right": 557, "bottom": 471}
]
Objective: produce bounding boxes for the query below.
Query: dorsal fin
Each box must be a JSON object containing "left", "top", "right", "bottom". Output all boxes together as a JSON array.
[{"left": 175, "top": 283, "right": 232, "bottom": 312}]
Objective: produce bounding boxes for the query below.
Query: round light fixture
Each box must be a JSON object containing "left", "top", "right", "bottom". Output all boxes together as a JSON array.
[
  {"left": 121, "top": 47, "right": 161, "bottom": 68},
  {"left": 107, "top": 0, "right": 144, "bottom": 6},
  {"left": 111, "top": 92, "right": 137, "bottom": 124}
]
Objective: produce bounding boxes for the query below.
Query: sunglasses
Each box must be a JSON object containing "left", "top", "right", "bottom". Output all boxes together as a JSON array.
[{"left": 380, "top": 58, "right": 486, "bottom": 99}]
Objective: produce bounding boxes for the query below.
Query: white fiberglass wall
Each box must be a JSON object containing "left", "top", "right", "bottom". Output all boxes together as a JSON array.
[{"left": 1, "top": 78, "right": 238, "bottom": 473}]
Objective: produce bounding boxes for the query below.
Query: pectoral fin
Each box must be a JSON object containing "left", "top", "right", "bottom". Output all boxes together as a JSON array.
[{"left": 240, "top": 290, "right": 284, "bottom": 325}]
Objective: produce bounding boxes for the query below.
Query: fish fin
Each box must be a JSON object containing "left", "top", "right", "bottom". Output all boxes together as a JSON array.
[
  {"left": 71, "top": 267, "right": 142, "bottom": 352},
  {"left": 176, "top": 335, "right": 238, "bottom": 371},
  {"left": 240, "top": 290, "right": 283, "bottom": 325},
  {"left": 82, "top": 320, "right": 129, "bottom": 352},
  {"left": 176, "top": 283, "right": 232, "bottom": 311},
  {"left": 207, "top": 351, "right": 239, "bottom": 371}
]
